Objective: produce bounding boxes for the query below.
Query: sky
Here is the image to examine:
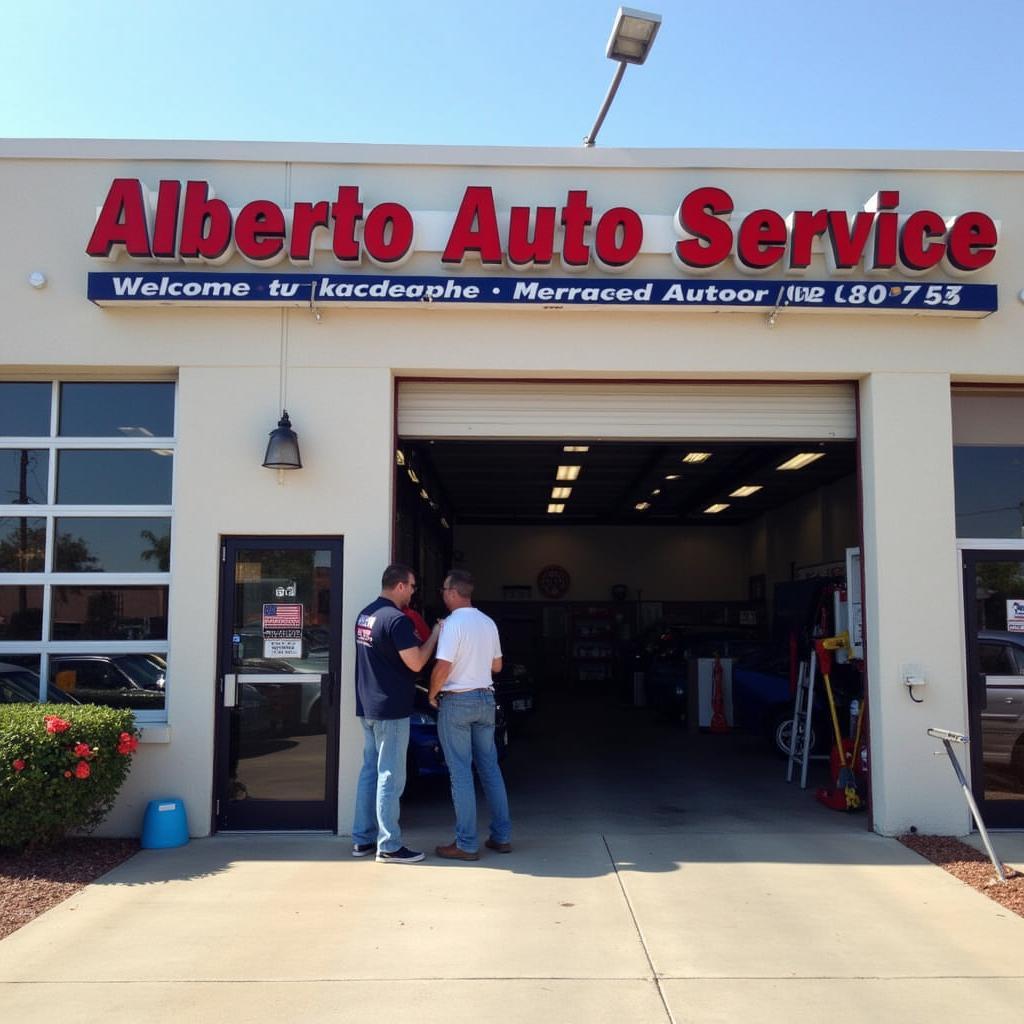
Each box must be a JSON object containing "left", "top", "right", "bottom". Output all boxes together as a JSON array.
[{"left": 1, "top": 0, "right": 1021, "bottom": 151}]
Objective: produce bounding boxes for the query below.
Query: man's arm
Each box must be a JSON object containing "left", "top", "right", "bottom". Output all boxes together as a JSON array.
[
  {"left": 428, "top": 658, "right": 452, "bottom": 708},
  {"left": 491, "top": 657, "right": 503, "bottom": 675},
  {"left": 398, "top": 622, "right": 441, "bottom": 673}
]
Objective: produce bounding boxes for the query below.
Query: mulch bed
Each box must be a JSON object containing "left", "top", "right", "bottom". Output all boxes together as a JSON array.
[
  {"left": 899, "top": 833, "right": 1024, "bottom": 917},
  {"left": 0, "top": 838, "right": 139, "bottom": 941}
]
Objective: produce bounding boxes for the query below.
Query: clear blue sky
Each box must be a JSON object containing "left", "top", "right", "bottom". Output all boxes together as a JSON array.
[{"left": 2, "top": 0, "right": 1020, "bottom": 150}]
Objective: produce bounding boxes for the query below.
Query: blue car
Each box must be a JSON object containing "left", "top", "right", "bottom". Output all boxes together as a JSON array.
[{"left": 407, "top": 684, "right": 509, "bottom": 780}]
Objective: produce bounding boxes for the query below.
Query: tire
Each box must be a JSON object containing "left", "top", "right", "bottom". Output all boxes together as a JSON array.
[{"left": 771, "top": 709, "right": 819, "bottom": 760}]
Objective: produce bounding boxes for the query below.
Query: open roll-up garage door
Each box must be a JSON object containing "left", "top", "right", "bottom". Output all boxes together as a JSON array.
[{"left": 397, "top": 381, "right": 857, "bottom": 440}]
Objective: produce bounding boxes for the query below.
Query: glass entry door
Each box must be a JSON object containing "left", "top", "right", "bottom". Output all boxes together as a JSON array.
[
  {"left": 962, "top": 550, "right": 1024, "bottom": 827},
  {"left": 215, "top": 537, "right": 342, "bottom": 831}
]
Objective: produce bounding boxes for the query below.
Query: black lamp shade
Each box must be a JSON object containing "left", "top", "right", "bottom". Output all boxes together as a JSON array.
[{"left": 262, "top": 410, "right": 302, "bottom": 470}]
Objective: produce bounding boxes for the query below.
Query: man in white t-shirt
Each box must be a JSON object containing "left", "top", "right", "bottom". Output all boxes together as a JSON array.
[{"left": 428, "top": 569, "right": 511, "bottom": 860}]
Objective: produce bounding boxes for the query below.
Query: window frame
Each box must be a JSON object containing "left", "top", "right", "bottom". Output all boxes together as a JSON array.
[{"left": 0, "top": 380, "right": 174, "bottom": 721}]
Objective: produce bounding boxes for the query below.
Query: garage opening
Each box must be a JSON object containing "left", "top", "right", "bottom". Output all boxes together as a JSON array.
[{"left": 394, "top": 381, "right": 867, "bottom": 831}]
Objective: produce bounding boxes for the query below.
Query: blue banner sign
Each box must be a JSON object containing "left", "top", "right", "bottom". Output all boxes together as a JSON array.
[{"left": 88, "top": 272, "right": 997, "bottom": 317}]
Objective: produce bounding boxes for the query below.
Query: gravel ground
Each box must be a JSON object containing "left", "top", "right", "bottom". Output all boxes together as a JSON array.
[
  {"left": 0, "top": 838, "right": 139, "bottom": 941},
  {"left": 899, "top": 833, "right": 1024, "bottom": 917}
]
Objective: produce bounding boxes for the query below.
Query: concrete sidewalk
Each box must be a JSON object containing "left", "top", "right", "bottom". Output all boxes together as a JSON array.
[{"left": 2, "top": 828, "right": 1023, "bottom": 1023}]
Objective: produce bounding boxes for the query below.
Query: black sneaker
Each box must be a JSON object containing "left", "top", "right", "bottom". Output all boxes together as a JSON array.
[
  {"left": 376, "top": 845, "right": 425, "bottom": 864},
  {"left": 351, "top": 843, "right": 375, "bottom": 858}
]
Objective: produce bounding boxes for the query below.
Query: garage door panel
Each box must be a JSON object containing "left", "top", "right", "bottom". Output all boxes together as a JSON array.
[{"left": 398, "top": 381, "right": 857, "bottom": 440}]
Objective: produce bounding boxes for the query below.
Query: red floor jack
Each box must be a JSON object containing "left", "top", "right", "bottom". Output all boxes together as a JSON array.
[{"left": 815, "top": 633, "right": 866, "bottom": 812}]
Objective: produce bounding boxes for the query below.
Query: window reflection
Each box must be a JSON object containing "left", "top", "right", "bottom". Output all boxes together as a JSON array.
[
  {"left": 0, "top": 450, "right": 49, "bottom": 505},
  {"left": 51, "top": 586, "right": 168, "bottom": 641},
  {"left": 0, "top": 586, "right": 43, "bottom": 639},
  {"left": 54, "top": 517, "right": 171, "bottom": 572},
  {"left": 57, "top": 450, "right": 173, "bottom": 505},
  {"left": 0, "top": 655, "right": 43, "bottom": 704},
  {"left": 955, "top": 446, "right": 1024, "bottom": 539},
  {"left": 0, "top": 517, "right": 46, "bottom": 571},
  {"left": 59, "top": 382, "right": 175, "bottom": 438},
  {"left": 0, "top": 383, "right": 51, "bottom": 437},
  {"left": 48, "top": 653, "right": 166, "bottom": 711}
]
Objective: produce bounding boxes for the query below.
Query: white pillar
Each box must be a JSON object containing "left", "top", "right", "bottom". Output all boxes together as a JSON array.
[{"left": 859, "top": 372, "right": 970, "bottom": 835}]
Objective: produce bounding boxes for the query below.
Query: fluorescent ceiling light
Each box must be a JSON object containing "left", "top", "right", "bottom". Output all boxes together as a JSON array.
[
  {"left": 551, "top": 487, "right": 572, "bottom": 499},
  {"left": 395, "top": 450, "right": 406, "bottom": 466},
  {"left": 419, "top": 488, "right": 430, "bottom": 500},
  {"left": 634, "top": 501, "right": 651, "bottom": 511},
  {"left": 664, "top": 474, "right": 680, "bottom": 480},
  {"left": 440, "top": 517, "right": 450, "bottom": 529},
  {"left": 547, "top": 503, "right": 565, "bottom": 514},
  {"left": 682, "top": 452, "right": 712, "bottom": 463},
  {"left": 563, "top": 445, "right": 590, "bottom": 452},
  {"left": 407, "top": 468, "right": 420, "bottom": 483},
  {"left": 730, "top": 485, "right": 763, "bottom": 497},
  {"left": 651, "top": 488, "right": 661, "bottom": 495},
  {"left": 704, "top": 503, "right": 730, "bottom": 514},
  {"left": 777, "top": 452, "right": 825, "bottom": 471},
  {"left": 556, "top": 465, "right": 582, "bottom": 481}
]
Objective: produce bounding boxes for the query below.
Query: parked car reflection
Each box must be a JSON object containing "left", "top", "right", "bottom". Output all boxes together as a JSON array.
[
  {"left": 1, "top": 661, "right": 80, "bottom": 704},
  {"left": 49, "top": 653, "right": 166, "bottom": 709},
  {"left": 977, "top": 630, "right": 1024, "bottom": 788}
]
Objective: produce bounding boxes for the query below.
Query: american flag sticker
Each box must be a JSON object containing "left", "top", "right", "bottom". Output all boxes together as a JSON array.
[{"left": 262, "top": 603, "right": 303, "bottom": 638}]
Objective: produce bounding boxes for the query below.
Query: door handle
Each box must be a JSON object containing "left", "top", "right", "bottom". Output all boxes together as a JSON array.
[{"left": 223, "top": 674, "right": 238, "bottom": 708}]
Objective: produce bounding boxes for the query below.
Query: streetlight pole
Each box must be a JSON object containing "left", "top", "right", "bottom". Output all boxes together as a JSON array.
[{"left": 583, "top": 7, "right": 662, "bottom": 147}]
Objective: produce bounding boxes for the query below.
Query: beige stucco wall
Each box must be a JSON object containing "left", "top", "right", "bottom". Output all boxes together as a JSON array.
[{"left": 2, "top": 140, "right": 1022, "bottom": 836}]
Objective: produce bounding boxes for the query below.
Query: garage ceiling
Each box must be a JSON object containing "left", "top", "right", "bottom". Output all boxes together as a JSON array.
[{"left": 402, "top": 440, "right": 857, "bottom": 525}]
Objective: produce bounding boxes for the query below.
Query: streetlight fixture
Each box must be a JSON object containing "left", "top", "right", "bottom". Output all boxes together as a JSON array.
[{"left": 583, "top": 7, "right": 662, "bottom": 147}]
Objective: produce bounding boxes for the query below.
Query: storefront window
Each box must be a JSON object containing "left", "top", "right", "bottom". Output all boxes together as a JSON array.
[
  {"left": 59, "top": 382, "right": 175, "bottom": 437},
  {"left": 54, "top": 517, "right": 171, "bottom": 572},
  {"left": 0, "top": 517, "right": 46, "bottom": 571},
  {"left": 57, "top": 450, "right": 173, "bottom": 504},
  {"left": 952, "top": 390, "right": 1024, "bottom": 540},
  {"left": 0, "top": 380, "right": 173, "bottom": 718},
  {"left": 0, "top": 383, "right": 51, "bottom": 436},
  {"left": 0, "top": 450, "right": 49, "bottom": 505}
]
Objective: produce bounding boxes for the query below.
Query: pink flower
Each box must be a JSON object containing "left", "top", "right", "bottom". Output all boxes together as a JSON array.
[
  {"left": 73, "top": 742, "right": 92, "bottom": 758},
  {"left": 74, "top": 761, "right": 90, "bottom": 779},
  {"left": 63, "top": 770, "right": 72, "bottom": 778},
  {"left": 44, "top": 715, "right": 71, "bottom": 734},
  {"left": 12, "top": 758, "right": 26, "bottom": 772}
]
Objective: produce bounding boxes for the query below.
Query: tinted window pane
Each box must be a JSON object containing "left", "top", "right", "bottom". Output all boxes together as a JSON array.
[
  {"left": 0, "top": 517, "right": 46, "bottom": 571},
  {"left": 51, "top": 585, "right": 168, "bottom": 641},
  {"left": 0, "top": 383, "right": 51, "bottom": 437},
  {"left": 55, "top": 517, "right": 171, "bottom": 572},
  {"left": 49, "top": 653, "right": 165, "bottom": 711},
  {"left": 0, "top": 585, "right": 43, "bottom": 639},
  {"left": 954, "top": 446, "right": 1024, "bottom": 539},
  {"left": 57, "top": 450, "right": 172, "bottom": 504},
  {"left": 0, "top": 449, "right": 49, "bottom": 505},
  {"left": 59, "top": 382, "right": 175, "bottom": 437},
  {"left": 0, "top": 655, "right": 42, "bottom": 704}
]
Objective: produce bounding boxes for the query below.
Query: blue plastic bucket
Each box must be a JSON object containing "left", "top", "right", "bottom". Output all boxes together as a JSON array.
[{"left": 141, "top": 797, "right": 190, "bottom": 849}]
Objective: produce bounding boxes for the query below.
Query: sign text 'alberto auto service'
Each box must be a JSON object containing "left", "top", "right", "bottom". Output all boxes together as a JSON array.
[{"left": 86, "top": 179, "right": 999, "bottom": 316}]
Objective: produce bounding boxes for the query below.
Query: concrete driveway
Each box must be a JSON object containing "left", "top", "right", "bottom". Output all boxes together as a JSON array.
[{"left": 3, "top": 712, "right": 1023, "bottom": 1022}]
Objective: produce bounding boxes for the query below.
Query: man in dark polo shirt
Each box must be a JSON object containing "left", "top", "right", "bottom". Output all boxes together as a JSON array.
[{"left": 352, "top": 563, "right": 440, "bottom": 863}]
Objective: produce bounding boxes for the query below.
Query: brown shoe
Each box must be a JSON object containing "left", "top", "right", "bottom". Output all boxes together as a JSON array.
[
  {"left": 485, "top": 838, "right": 512, "bottom": 853},
  {"left": 435, "top": 842, "right": 479, "bottom": 861}
]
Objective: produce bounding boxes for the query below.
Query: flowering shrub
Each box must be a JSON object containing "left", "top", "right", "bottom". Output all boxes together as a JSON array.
[{"left": 0, "top": 704, "right": 140, "bottom": 848}]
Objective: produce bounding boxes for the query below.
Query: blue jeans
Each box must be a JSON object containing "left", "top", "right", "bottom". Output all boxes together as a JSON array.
[
  {"left": 437, "top": 689, "right": 511, "bottom": 853},
  {"left": 352, "top": 717, "right": 409, "bottom": 853}
]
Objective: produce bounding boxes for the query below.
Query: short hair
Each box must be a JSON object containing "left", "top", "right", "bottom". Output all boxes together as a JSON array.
[
  {"left": 382, "top": 563, "right": 414, "bottom": 590},
  {"left": 444, "top": 569, "right": 475, "bottom": 598}
]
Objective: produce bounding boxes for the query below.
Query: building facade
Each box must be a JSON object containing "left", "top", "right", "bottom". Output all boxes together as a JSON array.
[{"left": 1, "top": 139, "right": 1022, "bottom": 837}]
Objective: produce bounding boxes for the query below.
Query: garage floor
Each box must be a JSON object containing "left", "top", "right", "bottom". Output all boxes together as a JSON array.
[{"left": 403, "top": 691, "right": 864, "bottom": 839}]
